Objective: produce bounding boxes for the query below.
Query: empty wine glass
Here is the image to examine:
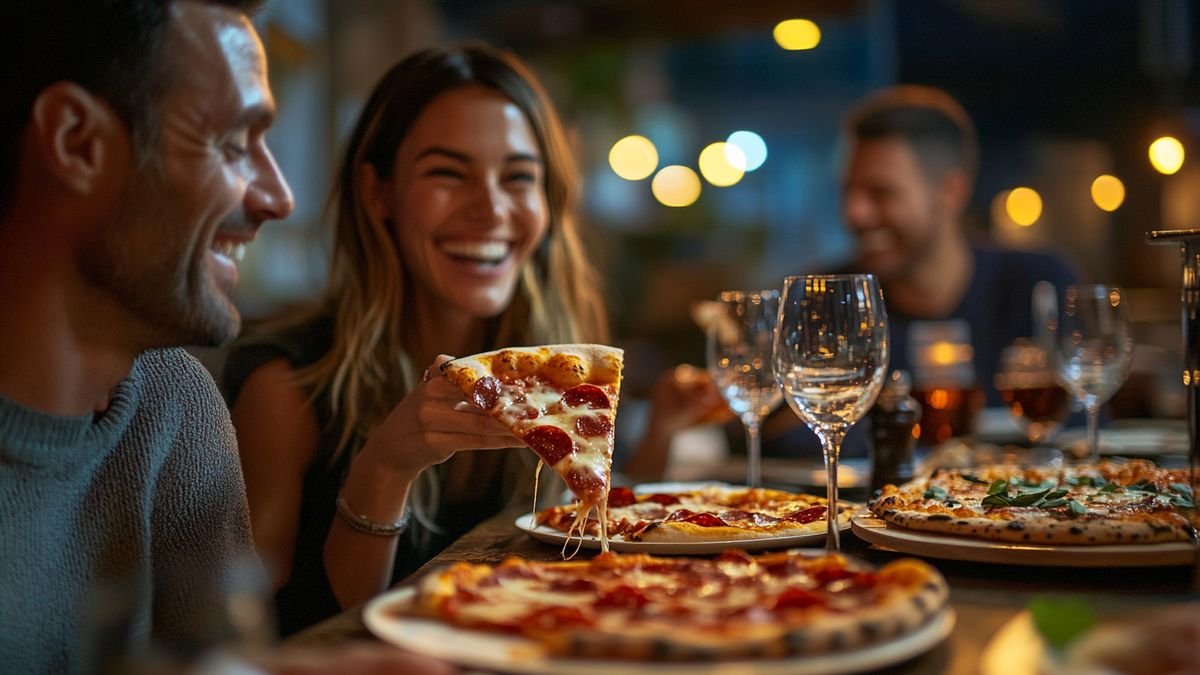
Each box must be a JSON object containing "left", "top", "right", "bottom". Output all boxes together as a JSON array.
[
  {"left": 1053, "top": 285, "right": 1135, "bottom": 463},
  {"left": 705, "top": 289, "right": 783, "bottom": 487},
  {"left": 774, "top": 275, "right": 888, "bottom": 550}
]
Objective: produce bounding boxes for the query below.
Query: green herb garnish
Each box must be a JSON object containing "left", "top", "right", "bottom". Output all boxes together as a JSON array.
[
  {"left": 1067, "top": 499, "right": 1088, "bottom": 516},
  {"left": 924, "top": 485, "right": 948, "bottom": 500}
]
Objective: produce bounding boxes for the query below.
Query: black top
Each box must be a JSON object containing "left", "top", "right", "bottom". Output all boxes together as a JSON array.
[{"left": 222, "top": 316, "right": 512, "bottom": 636}]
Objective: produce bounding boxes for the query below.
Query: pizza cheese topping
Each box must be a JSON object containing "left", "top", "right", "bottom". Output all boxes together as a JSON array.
[
  {"left": 405, "top": 549, "right": 949, "bottom": 660},
  {"left": 870, "top": 460, "right": 1195, "bottom": 545}
]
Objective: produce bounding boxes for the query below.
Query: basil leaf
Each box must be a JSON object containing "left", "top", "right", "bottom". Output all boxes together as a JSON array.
[
  {"left": 987, "top": 479, "right": 1009, "bottom": 496},
  {"left": 1029, "top": 596, "right": 1095, "bottom": 650},
  {"left": 1044, "top": 488, "right": 1070, "bottom": 502},
  {"left": 1068, "top": 499, "right": 1088, "bottom": 515},
  {"left": 1100, "top": 483, "right": 1119, "bottom": 494},
  {"left": 1169, "top": 483, "right": 1194, "bottom": 498},
  {"left": 1012, "top": 487, "right": 1054, "bottom": 507},
  {"left": 1040, "top": 498, "right": 1068, "bottom": 509},
  {"left": 923, "top": 485, "right": 948, "bottom": 500},
  {"left": 961, "top": 473, "right": 990, "bottom": 485},
  {"left": 982, "top": 493, "right": 1013, "bottom": 508}
]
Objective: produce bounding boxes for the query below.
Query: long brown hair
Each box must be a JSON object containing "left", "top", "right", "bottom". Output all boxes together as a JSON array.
[{"left": 257, "top": 43, "right": 609, "bottom": 457}]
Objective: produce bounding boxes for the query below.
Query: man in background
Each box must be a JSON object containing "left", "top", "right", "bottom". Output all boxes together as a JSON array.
[
  {"left": 764, "top": 85, "right": 1075, "bottom": 456},
  {"left": 0, "top": 1, "right": 449, "bottom": 672}
]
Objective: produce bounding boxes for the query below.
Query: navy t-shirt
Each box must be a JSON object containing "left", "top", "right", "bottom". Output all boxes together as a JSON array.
[{"left": 764, "top": 244, "right": 1077, "bottom": 458}]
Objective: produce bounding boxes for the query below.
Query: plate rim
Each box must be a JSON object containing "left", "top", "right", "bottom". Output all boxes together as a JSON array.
[
  {"left": 850, "top": 514, "right": 1197, "bottom": 567},
  {"left": 514, "top": 502, "right": 860, "bottom": 555},
  {"left": 363, "top": 586, "right": 956, "bottom": 675}
]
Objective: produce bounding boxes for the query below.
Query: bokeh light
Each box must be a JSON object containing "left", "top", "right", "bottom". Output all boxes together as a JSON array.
[
  {"left": 1149, "top": 136, "right": 1185, "bottom": 175},
  {"left": 773, "top": 19, "right": 821, "bottom": 51},
  {"left": 727, "top": 130, "right": 768, "bottom": 171},
  {"left": 651, "top": 165, "right": 702, "bottom": 207},
  {"left": 1090, "top": 175, "right": 1125, "bottom": 212},
  {"left": 698, "top": 142, "right": 747, "bottom": 187},
  {"left": 608, "top": 135, "right": 659, "bottom": 180},
  {"left": 1005, "top": 187, "right": 1042, "bottom": 226}
]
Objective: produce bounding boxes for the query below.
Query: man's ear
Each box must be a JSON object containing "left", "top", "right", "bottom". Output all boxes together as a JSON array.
[
  {"left": 938, "top": 168, "right": 972, "bottom": 218},
  {"left": 28, "top": 82, "right": 128, "bottom": 195}
]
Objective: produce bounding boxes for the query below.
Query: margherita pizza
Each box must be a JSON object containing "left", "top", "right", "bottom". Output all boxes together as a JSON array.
[
  {"left": 442, "top": 344, "right": 623, "bottom": 548},
  {"left": 405, "top": 549, "right": 949, "bottom": 660},
  {"left": 870, "top": 459, "right": 1195, "bottom": 545},
  {"left": 536, "top": 485, "right": 858, "bottom": 543}
]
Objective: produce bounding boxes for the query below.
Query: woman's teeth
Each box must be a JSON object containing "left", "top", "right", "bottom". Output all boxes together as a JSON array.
[
  {"left": 440, "top": 240, "right": 510, "bottom": 263},
  {"left": 213, "top": 241, "right": 246, "bottom": 262}
]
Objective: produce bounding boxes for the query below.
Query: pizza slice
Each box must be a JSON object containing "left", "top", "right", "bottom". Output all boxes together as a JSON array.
[{"left": 442, "top": 344, "right": 623, "bottom": 550}]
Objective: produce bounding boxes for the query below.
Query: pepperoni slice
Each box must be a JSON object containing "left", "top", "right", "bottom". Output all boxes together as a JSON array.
[
  {"left": 607, "top": 486, "right": 637, "bottom": 508},
  {"left": 784, "top": 505, "right": 827, "bottom": 524},
  {"left": 574, "top": 414, "right": 612, "bottom": 437},
  {"left": 596, "top": 585, "right": 649, "bottom": 609},
  {"left": 715, "top": 549, "right": 756, "bottom": 565},
  {"left": 472, "top": 376, "right": 502, "bottom": 410},
  {"left": 561, "top": 383, "right": 611, "bottom": 410},
  {"left": 645, "top": 493, "right": 681, "bottom": 506},
  {"left": 773, "top": 588, "right": 823, "bottom": 610},
  {"left": 522, "top": 425, "right": 574, "bottom": 466},
  {"left": 681, "top": 512, "right": 727, "bottom": 527},
  {"left": 565, "top": 468, "right": 605, "bottom": 500}
]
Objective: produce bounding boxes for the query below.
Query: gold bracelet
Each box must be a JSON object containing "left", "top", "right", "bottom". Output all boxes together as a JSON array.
[{"left": 335, "top": 494, "right": 410, "bottom": 536}]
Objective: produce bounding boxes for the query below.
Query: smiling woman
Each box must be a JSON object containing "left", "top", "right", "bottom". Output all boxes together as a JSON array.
[{"left": 220, "top": 43, "right": 611, "bottom": 636}]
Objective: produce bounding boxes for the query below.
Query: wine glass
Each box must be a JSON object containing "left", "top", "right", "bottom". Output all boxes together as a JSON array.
[
  {"left": 995, "top": 338, "right": 1071, "bottom": 446},
  {"left": 705, "top": 289, "right": 783, "bottom": 488},
  {"left": 774, "top": 275, "right": 888, "bottom": 551},
  {"left": 1052, "top": 285, "right": 1135, "bottom": 463}
]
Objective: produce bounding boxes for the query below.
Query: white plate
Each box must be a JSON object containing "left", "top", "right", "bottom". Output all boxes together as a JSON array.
[
  {"left": 515, "top": 504, "right": 858, "bottom": 555},
  {"left": 851, "top": 515, "right": 1197, "bottom": 567},
  {"left": 364, "top": 587, "right": 955, "bottom": 675}
]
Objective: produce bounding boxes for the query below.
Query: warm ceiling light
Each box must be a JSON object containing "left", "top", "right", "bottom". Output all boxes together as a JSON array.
[
  {"left": 1005, "top": 187, "right": 1042, "bottom": 226},
  {"left": 698, "top": 142, "right": 747, "bottom": 187},
  {"left": 773, "top": 19, "right": 821, "bottom": 51},
  {"left": 651, "top": 165, "right": 702, "bottom": 207},
  {"left": 1149, "top": 136, "right": 1185, "bottom": 175},
  {"left": 608, "top": 135, "right": 659, "bottom": 181},
  {"left": 1090, "top": 175, "right": 1125, "bottom": 212}
]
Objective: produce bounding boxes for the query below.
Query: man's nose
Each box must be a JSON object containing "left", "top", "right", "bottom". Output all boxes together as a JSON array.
[{"left": 246, "top": 146, "right": 295, "bottom": 223}]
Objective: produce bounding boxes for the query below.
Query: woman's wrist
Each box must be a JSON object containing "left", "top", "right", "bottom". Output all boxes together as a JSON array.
[{"left": 338, "top": 442, "right": 420, "bottom": 524}]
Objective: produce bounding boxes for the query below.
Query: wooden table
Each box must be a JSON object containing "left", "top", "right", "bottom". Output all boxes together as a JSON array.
[{"left": 285, "top": 505, "right": 1198, "bottom": 674}]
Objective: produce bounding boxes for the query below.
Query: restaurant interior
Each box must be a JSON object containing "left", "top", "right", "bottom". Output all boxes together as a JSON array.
[{"left": 195, "top": 1, "right": 1200, "bottom": 673}]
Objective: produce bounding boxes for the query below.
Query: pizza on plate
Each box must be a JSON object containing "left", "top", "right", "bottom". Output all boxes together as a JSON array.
[
  {"left": 442, "top": 344, "right": 623, "bottom": 548},
  {"left": 535, "top": 485, "right": 858, "bottom": 543},
  {"left": 403, "top": 548, "right": 949, "bottom": 660},
  {"left": 869, "top": 459, "right": 1195, "bottom": 545}
]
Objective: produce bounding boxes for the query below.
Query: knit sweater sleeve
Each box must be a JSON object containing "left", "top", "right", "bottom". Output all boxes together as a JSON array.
[{"left": 137, "top": 349, "right": 259, "bottom": 650}]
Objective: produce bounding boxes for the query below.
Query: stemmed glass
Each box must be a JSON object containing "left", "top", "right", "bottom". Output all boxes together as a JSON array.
[
  {"left": 995, "top": 338, "right": 1071, "bottom": 447},
  {"left": 1052, "top": 285, "right": 1135, "bottom": 463},
  {"left": 774, "top": 275, "right": 889, "bottom": 550},
  {"left": 705, "top": 289, "right": 783, "bottom": 488}
]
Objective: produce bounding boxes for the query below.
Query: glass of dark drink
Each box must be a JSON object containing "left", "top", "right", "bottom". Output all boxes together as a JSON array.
[{"left": 995, "top": 339, "right": 1070, "bottom": 446}]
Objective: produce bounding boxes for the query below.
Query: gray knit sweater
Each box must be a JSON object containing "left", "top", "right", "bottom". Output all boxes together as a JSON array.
[{"left": 0, "top": 348, "right": 255, "bottom": 674}]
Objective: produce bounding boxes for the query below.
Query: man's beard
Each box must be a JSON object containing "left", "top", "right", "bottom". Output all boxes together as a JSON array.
[{"left": 79, "top": 165, "right": 241, "bottom": 350}]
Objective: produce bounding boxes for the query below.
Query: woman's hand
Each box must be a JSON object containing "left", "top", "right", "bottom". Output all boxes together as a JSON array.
[{"left": 356, "top": 355, "right": 517, "bottom": 478}]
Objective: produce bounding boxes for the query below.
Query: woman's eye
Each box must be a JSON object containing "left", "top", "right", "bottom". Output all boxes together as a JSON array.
[
  {"left": 426, "top": 167, "right": 465, "bottom": 179},
  {"left": 505, "top": 171, "right": 537, "bottom": 184}
]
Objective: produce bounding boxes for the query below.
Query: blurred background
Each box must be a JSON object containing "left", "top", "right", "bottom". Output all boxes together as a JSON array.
[{"left": 217, "top": 0, "right": 1200, "bottom": 422}]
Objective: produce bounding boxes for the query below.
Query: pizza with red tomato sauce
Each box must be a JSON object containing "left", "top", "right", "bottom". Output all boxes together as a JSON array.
[
  {"left": 404, "top": 548, "right": 949, "bottom": 660},
  {"left": 537, "top": 485, "right": 857, "bottom": 543},
  {"left": 442, "top": 344, "right": 623, "bottom": 548}
]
